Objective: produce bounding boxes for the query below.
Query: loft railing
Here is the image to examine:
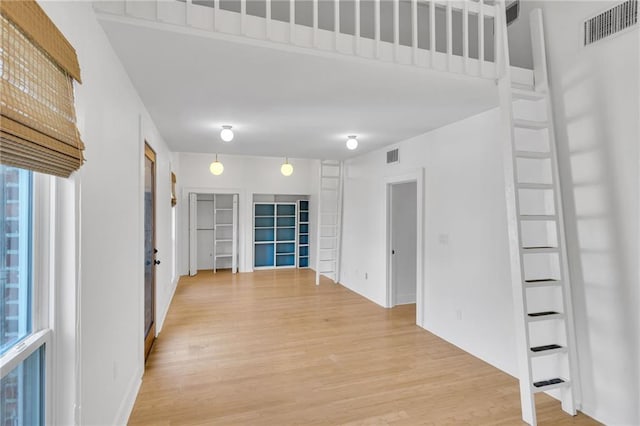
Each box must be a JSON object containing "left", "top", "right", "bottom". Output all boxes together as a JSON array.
[{"left": 95, "top": 0, "right": 510, "bottom": 79}]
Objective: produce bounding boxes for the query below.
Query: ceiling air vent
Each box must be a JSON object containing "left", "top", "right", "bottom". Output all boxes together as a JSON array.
[
  {"left": 386, "top": 148, "right": 399, "bottom": 164},
  {"left": 584, "top": 0, "right": 638, "bottom": 46}
]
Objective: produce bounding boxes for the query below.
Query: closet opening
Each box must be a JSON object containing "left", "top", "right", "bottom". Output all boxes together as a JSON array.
[
  {"left": 188, "top": 193, "right": 239, "bottom": 276},
  {"left": 386, "top": 171, "right": 424, "bottom": 327}
]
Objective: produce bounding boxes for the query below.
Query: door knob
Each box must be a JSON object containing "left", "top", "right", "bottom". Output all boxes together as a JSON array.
[
  {"left": 154, "top": 248, "right": 158, "bottom": 254},
  {"left": 154, "top": 260, "right": 161, "bottom": 265}
]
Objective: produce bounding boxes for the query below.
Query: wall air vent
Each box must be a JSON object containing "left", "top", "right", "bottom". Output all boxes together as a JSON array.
[
  {"left": 386, "top": 148, "right": 399, "bottom": 164},
  {"left": 584, "top": 0, "right": 638, "bottom": 46},
  {"left": 506, "top": 0, "right": 520, "bottom": 26}
]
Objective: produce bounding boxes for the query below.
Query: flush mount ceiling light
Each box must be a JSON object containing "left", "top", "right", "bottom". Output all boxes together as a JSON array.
[
  {"left": 346, "top": 135, "right": 358, "bottom": 150},
  {"left": 209, "top": 154, "right": 224, "bottom": 175},
  {"left": 280, "top": 157, "right": 293, "bottom": 177},
  {"left": 220, "top": 125, "right": 234, "bottom": 142}
]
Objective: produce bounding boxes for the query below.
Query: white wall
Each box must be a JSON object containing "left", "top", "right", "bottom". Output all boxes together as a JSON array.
[
  {"left": 539, "top": 2, "right": 639, "bottom": 424},
  {"left": 341, "top": 107, "right": 518, "bottom": 376},
  {"left": 176, "top": 153, "right": 320, "bottom": 275},
  {"left": 38, "top": 2, "right": 178, "bottom": 425}
]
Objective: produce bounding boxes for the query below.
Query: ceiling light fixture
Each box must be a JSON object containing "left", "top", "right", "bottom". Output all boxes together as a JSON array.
[
  {"left": 346, "top": 135, "right": 358, "bottom": 150},
  {"left": 209, "top": 154, "right": 224, "bottom": 175},
  {"left": 220, "top": 125, "right": 234, "bottom": 142},
  {"left": 280, "top": 157, "right": 293, "bottom": 177}
]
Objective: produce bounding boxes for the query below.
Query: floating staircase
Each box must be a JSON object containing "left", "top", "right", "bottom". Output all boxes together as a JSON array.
[
  {"left": 315, "top": 160, "right": 343, "bottom": 285},
  {"left": 497, "top": 8, "right": 580, "bottom": 426}
]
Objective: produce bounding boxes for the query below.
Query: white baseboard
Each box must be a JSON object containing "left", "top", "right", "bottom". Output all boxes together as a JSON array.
[
  {"left": 113, "top": 372, "right": 142, "bottom": 426},
  {"left": 156, "top": 276, "right": 179, "bottom": 334},
  {"left": 395, "top": 293, "right": 417, "bottom": 306}
]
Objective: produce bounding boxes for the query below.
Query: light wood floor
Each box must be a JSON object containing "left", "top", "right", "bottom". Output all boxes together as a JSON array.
[{"left": 129, "top": 269, "right": 598, "bottom": 425}]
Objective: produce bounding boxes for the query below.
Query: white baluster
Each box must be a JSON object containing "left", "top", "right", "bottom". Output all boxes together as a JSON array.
[
  {"left": 241, "top": 0, "right": 246, "bottom": 34},
  {"left": 290, "top": 0, "right": 295, "bottom": 44},
  {"left": 463, "top": 0, "right": 469, "bottom": 74},
  {"left": 394, "top": 0, "right": 400, "bottom": 61},
  {"left": 313, "top": 0, "right": 319, "bottom": 47},
  {"left": 213, "top": 0, "right": 218, "bottom": 31},
  {"left": 375, "top": 0, "right": 381, "bottom": 58},
  {"left": 429, "top": 0, "right": 435, "bottom": 68},
  {"left": 266, "top": 0, "right": 271, "bottom": 39},
  {"left": 479, "top": 0, "right": 485, "bottom": 76},
  {"left": 355, "top": 0, "right": 361, "bottom": 55},
  {"left": 412, "top": 0, "right": 418, "bottom": 64},
  {"left": 334, "top": 0, "right": 340, "bottom": 50},
  {"left": 446, "top": 1, "right": 452, "bottom": 70}
]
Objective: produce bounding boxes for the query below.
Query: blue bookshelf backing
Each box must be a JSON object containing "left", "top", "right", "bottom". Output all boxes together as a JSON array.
[
  {"left": 299, "top": 212, "right": 309, "bottom": 222},
  {"left": 276, "top": 228, "right": 295, "bottom": 241},
  {"left": 255, "top": 216, "right": 274, "bottom": 228},
  {"left": 277, "top": 204, "right": 296, "bottom": 216},
  {"left": 299, "top": 234, "right": 308, "bottom": 245},
  {"left": 300, "top": 224, "right": 308, "bottom": 233},
  {"left": 276, "top": 254, "right": 295, "bottom": 266},
  {"left": 299, "top": 246, "right": 308, "bottom": 257},
  {"left": 276, "top": 216, "right": 295, "bottom": 227},
  {"left": 255, "top": 228, "right": 274, "bottom": 242},
  {"left": 299, "top": 200, "right": 309, "bottom": 210},
  {"left": 255, "top": 204, "right": 275, "bottom": 216},
  {"left": 276, "top": 242, "right": 295, "bottom": 254},
  {"left": 255, "top": 244, "right": 274, "bottom": 267}
]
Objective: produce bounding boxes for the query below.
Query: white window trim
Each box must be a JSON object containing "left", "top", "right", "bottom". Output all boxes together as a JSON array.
[{"left": 0, "top": 171, "right": 53, "bottom": 425}]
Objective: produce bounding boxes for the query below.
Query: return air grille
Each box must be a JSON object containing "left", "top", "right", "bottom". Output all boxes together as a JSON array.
[
  {"left": 584, "top": 0, "right": 638, "bottom": 45},
  {"left": 386, "top": 148, "right": 399, "bottom": 164}
]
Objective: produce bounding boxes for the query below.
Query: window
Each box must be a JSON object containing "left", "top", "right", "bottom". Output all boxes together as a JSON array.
[{"left": 0, "top": 164, "right": 49, "bottom": 426}]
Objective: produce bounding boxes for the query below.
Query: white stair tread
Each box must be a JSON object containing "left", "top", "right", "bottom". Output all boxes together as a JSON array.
[
  {"left": 512, "top": 87, "right": 547, "bottom": 101},
  {"left": 521, "top": 247, "right": 560, "bottom": 254},
  {"left": 519, "top": 214, "right": 557, "bottom": 221},
  {"left": 515, "top": 150, "right": 551, "bottom": 159},
  {"left": 517, "top": 182, "right": 554, "bottom": 190},
  {"left": 513, "top": 119, "right": 549, "bottom": 129}
]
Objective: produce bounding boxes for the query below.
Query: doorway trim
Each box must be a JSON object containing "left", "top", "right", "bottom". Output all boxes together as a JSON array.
[
  {"left": 385, "top": 168, "right": 424, "bottom": 328},
  {"left": 143, "top": 142, "right": 157, "bottom": 361}
]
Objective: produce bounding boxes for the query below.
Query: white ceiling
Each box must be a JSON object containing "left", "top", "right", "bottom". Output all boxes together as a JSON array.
[{"left": 99, "top": 18, "right": 499, "bottom": 159}]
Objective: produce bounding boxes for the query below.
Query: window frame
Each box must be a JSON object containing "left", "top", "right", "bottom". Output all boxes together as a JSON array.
[{"left": 0, "top": 171, "right": 53, "bottom": 425}]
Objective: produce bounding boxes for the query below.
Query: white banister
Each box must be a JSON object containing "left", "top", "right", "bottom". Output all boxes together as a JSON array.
[
  {"left": 394, "top": 0, "right": 400, "bottom": 61},
  {"left": 446, "top": 2, "right": 452, "bottom": 70},
  {"left": 412, "top": 0, "right": 418, "bottom": 64},
  {"left": 429, "top": 0, "right": 435, "bottom": 67},
  {"left": 479, "top": 0, "right": 485, "bottom": 76}
]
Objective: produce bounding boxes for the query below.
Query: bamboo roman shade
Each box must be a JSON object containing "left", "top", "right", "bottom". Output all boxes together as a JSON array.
[{"left": 0, "top": 0, "right": 84, "bottom": 178}]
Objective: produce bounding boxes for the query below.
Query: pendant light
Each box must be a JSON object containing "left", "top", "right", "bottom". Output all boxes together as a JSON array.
[
  {"left": 280, "top": 157, "right": 293, "bottom": 176},
  {"left": 209, "top": 154, "right": 224, "bottom": 175},
  {"left": 346, "top": 135, "right": 358, "bottom": 150},
  {"left": 220, "top": 125, "right": 234, "bottom": 142}
]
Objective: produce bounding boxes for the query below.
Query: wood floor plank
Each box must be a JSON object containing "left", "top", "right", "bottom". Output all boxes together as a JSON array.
[{"left": 128, "top": 269, "right": 599, "bottom": 425}]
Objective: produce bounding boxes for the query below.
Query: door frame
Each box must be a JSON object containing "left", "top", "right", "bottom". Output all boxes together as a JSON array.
[
  {"left": 143, "top": 142, "right": 157, "bottom": 361},
  {"left": 385, "top": 168, "right": 424, "bottom": 327}
]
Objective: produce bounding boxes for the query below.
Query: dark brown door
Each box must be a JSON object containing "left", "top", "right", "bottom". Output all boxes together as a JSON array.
[{"left": 144, "top": 143, "right": 157, "bottom": 361}]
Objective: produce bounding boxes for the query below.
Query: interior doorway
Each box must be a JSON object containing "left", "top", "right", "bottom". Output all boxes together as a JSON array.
[
  {"left": 386, "top": 170, "right": 423, "bottom": 326},
  {"left": 143, "top": 143, "right": 157, "bottom": 361}
]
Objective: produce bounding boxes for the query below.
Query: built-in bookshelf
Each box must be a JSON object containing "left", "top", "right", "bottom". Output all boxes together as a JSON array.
[
  {"left": 254, "top": 202, "right": 297, "bottom": 269},
  {"left": 297, "top": 200, "right": 309, "bottom": 268}
]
